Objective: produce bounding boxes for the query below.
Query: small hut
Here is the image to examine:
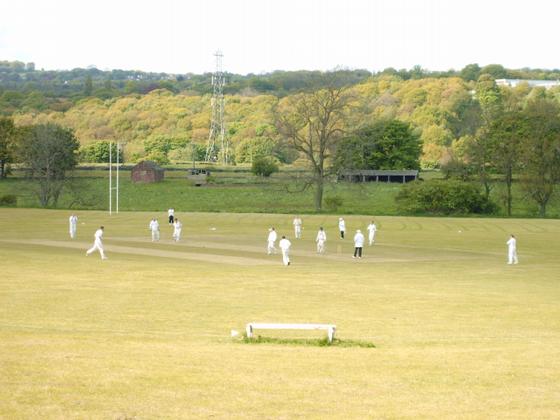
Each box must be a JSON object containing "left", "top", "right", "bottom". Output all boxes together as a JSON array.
[
  {"left": 186, "top": 168, "right": 210, "bottom": 186},
  {"left": 131, "top": 161, "right": 164, "bottom": 183}
]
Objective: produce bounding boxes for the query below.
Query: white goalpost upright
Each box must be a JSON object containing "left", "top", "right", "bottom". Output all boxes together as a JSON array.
[{"left": 109, "top": 141, "right": 121, "bottom": 215}]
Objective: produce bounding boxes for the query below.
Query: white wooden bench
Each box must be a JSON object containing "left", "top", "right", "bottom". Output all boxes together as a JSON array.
[{"left": 245, "top": 323, "right": 336, "bottom": 343}]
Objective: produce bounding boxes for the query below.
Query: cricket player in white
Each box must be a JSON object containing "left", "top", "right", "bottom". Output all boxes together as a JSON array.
[
  {"left": 367, "top": 220, "right": 377, "bottom": 245},
  {"left": 316, "top": 227, "right": 327, "bottom": 254},
  {"left": 507, "top": 234, "right": 518, "bottom": 264},
  {"left": 338, "top": 217, "right": 346, "bottom": 239},
  {"left": 149, "top": 218, "right": 160, "bottom": 242},
  {"left": 267, "top": 227, "right": 278, "bottom": 255},
  {"left": 86, "top": 226, "right": 107, "bottom": 259},
  {"left": 172, "top": 218, "right": 182, "bottom": 242},
  {"left": 353, "top": 229, "right": 365, "bottom": 258},
  {"left": 293, "top": 216, "right": 302, "bottom": 239},
  {"left": 279, "top": 235, "right": 291, "bottom": 266},
  {"left": 69, "top": 214, "right": 78, "bottom": 239},
  {"left": 168, "top": 208, "right": 175, "bottom": 224}
]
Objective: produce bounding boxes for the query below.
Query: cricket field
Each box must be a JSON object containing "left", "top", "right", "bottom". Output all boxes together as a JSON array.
[{"left": 1, "top": 209, "right": 559, "bottom": 418}]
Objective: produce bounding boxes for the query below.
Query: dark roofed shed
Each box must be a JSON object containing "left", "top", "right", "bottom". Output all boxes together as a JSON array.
[{"left": 131, "top": 161, "right": 165, "bottom": 183}]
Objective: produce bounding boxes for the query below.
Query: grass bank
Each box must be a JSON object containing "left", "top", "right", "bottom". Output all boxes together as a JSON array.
[{"left": 0, "top": 168, "right": 559, "bottom": 217}]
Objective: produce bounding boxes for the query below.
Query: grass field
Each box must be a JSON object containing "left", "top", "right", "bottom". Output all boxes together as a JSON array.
[{"left": 1, "top": 209, "right": 560, "bottom": 418}]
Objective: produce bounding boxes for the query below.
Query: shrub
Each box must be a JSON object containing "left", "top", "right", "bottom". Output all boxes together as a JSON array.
[
  {"left": 79, "top": 141, "right": 124, "bottom": 163},
  {"left": 251, "top": 157, "right": 279, "bottom": 177},
  {"left": 0, "top": 194, "right": 17, "bottom": 207},
  {"left": 396, "top": 180, "right": 496, "bottom": 215},
  {"left": 324, "top": 196, "right": 343, "bottom": 211}
]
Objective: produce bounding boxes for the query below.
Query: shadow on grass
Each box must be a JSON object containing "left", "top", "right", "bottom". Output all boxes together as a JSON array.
[{"left": 239, "top": 335, "right": 375, "bottom": 348}]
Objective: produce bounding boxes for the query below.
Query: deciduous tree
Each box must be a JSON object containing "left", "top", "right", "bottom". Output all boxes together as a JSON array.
[
  {"left": 334, "top": 119, "right": 421, "bottom": 171},
  {"left": 0, "top": 117, "right": 16, "bottom": 178},
  {"left": 521, "top": 98, "right": 560, "bottom": 216},
  {"left": 275, "top": 76, "right": 351, "bottom": 211},
  {"left": 17, "top": 123, "right": 80, "bottom": 207}
]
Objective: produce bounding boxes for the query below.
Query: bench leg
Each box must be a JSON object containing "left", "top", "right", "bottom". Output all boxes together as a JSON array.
[{"left": 327, "top": 326, "right": 335, "bottom": 343}]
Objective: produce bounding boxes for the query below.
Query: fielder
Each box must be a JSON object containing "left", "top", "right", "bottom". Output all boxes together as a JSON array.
[
  {"left": 507, "top": 234, "right": 518, "bottom": 264},
  {"left": 69, "top": 214, "right": 78, "bottom": 239},
  {"left": 316, "top": 227, "right": 327, "bottom": 254},
  {"left": 279, "top": 235, "right": 292, "bottom": 266},
  {"left": 293, "top": 216, "right": 303, "bottom": 239},
  {"left": 267, "top": 227, "right": 278, "bottom": 255},
  {"left": 86, "top": 226, "right": 108, "bottom": 260},
  {"left": 338, "top": 217, "right": 346, "bottom": 239},
  {"left": 168, "top": 208, "right": 175, "bottom": 224},
  {"left": 172, "top": 218, "right": 182, "bottom": 242},
  {"left": 367, "top": 220, "right": 377, "bottom": 245},
  {"left": 353, "top": 229, "right": 365, "bottom": 258},
  {"left": 149, "top": 218, "right": 160, "bottom": 242}
]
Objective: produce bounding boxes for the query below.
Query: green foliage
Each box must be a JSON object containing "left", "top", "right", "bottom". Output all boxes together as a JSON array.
[
  {"left": 0, "top": 117, "right": 16, "bottom": 178},
  {"left": 335, "top": 119, "right": 421, "bottom": 171},
  {"left": 142, "top": 135, "right": 190, "bottom": 164},
  {"left": 484, "top": 110, "right": 528, "bottom": 216},
  {"left": 519, "top": 98, "right": 560, "bottom": 216},
  {"left": 16, "top": 123, "right": 80, "bottom": 207},
  {"left": 0, "top": 194, "right": 16, "bottom": 206},
  {"left": 168, "top": 143, "right": 206, "bottom": 163},
  {"left": 396, "top": 180, "right": 496, "bottom": 215},
  {"left": 460, "top": 63, "right": 481, "bottom": 81},
  {"left": 251, "top": 156, "right": 279, "bottom": 177},
  {"left": 145, "top": 150, "right": 170, "bottom": 165},
  {"left": 79, "top": 141, "right": 124, "bottom": 163}
]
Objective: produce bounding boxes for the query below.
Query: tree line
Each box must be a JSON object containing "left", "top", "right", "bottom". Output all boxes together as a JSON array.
[
  {"left": 2, "top": 68, "right": 560, "bottom": 214},
  {"left": 3, "top": 59, "right": 560, "bottom": 115}
]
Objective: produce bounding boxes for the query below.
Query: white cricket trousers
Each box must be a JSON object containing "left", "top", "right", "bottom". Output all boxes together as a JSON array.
[
  {"left": 317, "top": 240, "right": 325, "bottom": 254},
  {"left": 86, "top": 241, "right": 106, "bottom": 259},
  {"left": 369, "top": 232, "right": 375, "bottom": 245},
  {"left": 281, "top": 249, "right": 290, "bottom": 265},
  {"left": 173, "top": 229, "right": 181, "bottom": 241},
  {"left": 294, "top": 226, "right": 301, "bottom": 238},
  {"left": 508, "top": 249, "right": 518, "bottom": 264},
  {"left": 70, "top": 226, "right": 77, "bottom": 239},
  {"left": 267, "top": 241, "right": 276, "bottom": 254},
  {"left": 151, "top": 230, "right": 160, "bottom": 241}
]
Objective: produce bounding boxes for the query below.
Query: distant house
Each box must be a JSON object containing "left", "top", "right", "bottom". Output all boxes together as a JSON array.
[
  {"left": 495, "top": 79, "right": 560, "bottom": 89},
  {"left": 339, "top": 169, "right": 419, "bottom": 183},
  {"left": 131, "top": 161, "right": 164, "bottom": 183}
]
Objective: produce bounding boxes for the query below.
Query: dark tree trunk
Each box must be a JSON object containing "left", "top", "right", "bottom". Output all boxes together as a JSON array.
[
  {"left": 505, "top": 167, "right": 513, "bottom": 216},
  {"left": 314, "top": 176, "right": 324, "bottom": 212}
]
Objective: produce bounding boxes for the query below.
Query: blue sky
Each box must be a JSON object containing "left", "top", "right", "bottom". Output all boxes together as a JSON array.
[{"left": 1, "top": 0, "right": 558, "bottom": 74}]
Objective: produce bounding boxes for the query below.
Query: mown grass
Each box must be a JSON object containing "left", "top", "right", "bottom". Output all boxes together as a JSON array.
[
  {"left": 1, "top": 209, "right": 559, "bottom": 418},
  {"left": 240, "top": 335, "right": 376, "bottom": 348}
]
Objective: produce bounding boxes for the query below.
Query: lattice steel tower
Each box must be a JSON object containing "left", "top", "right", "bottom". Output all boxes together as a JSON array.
[{"left": 205, "top": 51, "right": 228, "bottom": 164}]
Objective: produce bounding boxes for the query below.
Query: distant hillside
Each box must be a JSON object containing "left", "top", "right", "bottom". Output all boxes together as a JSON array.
[
  {"left": 4, "top": 60, "right": 560, "bottom": 167},
  {"left": 3, "top": 60, "right": 560, "bottom": 115}
]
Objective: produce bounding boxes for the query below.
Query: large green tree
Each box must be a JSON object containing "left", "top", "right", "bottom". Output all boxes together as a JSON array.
[
  {"left": 334, "top": 119, "right": 421, "bottom": 170},
  {"left": 485, "top": 110, "right": 528, "bottom": 216},
  {"left": 0, "top": 117, "right": 16, "bottom": 178},
  {"left": 521, "top": 98, "right": 560, "bottom": 216},
  {"left": 17, "top": 123, "right": 80, "bottom": 207}
]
